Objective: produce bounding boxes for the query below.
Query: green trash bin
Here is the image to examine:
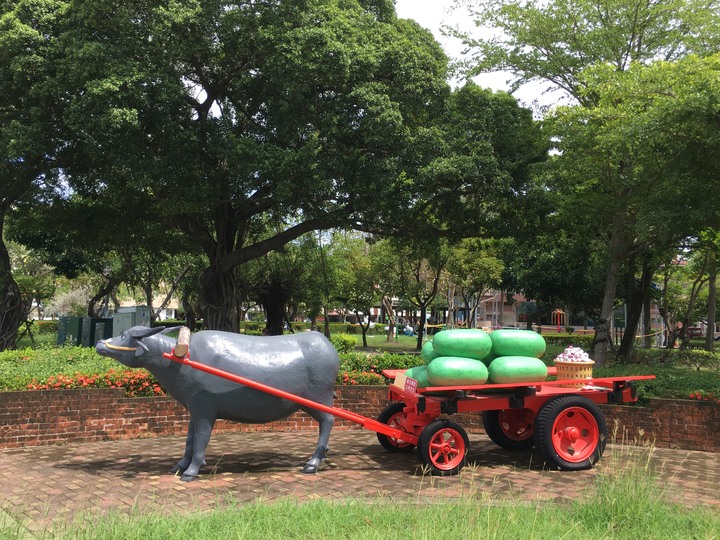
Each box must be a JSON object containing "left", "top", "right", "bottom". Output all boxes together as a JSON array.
[
  {"left": 80, "top": 317, "right": 113, "bottom": 347},
  {"left": 57, "top": 316, "right": 82, "bottom": 346}
]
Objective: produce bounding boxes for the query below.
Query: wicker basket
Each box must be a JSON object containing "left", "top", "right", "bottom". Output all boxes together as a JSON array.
[{"left": 554, "top": 360, "right": 595, "bottom": 388}]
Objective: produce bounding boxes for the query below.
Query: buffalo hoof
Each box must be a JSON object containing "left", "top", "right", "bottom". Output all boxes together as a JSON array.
[
  {"left": 301, "top": 459, "right": 326, "bottom": 474},
  {"left": 170, "top": 460, "right": 205, "bottom": 474}
]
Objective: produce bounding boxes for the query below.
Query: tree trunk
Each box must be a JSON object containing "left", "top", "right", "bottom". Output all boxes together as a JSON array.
[
  {"left": 182, "top": 285, "right": 198, "bottom": 331},
  {"left": 705, "top": 257, "right": 717, "bottom": 352},
  {"left": 87, "top": 277, "right": 120, "bottom": 319},
  {"left": 593, "top": 211, "right": 629, "bottom": 365},
  {"left": 200, "top": 265, "right": 239, "bottom": 332},
  {"left": 355, "top": 308, "right": 371, "bottom": 348},
  {"left": 151, "top": 264, "right": 189, "bottom": 323},
  {"left": 679, "top": 255, "right": 709, "bottom": 349},
  {"left": 416, "top": 303, "right": 429, "bottom": 350},
  {"left": 446, "top": 285, "right": 455, "bottom": 327},
  {"left": 618, "top": 301, "right": 642, "bottom": 360},
  {"left": 322, "top": 306, "right": 330, "bottom": 338},
  {"left": 617, "top": 259, "right": 654, "bottom": 360},
  {"left": 383, "top": 295, "right": 395, "bottom": 341},
  {"left": 0, "top": 231, "right": 22, "bottom": 351},
  {"left": 642, "top": 292, "right": 652, "bottom": 349},
  {"left": 259, "top": 278, "right": 288, "bottom": 336},
  {"left": 143, "top": 282, "right": 156, "bottom": 326}
]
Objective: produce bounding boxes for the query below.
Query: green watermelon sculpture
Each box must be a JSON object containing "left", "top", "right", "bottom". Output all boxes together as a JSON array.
[{"left": 404, "top": 328, "right": 548, "bottom": 388}]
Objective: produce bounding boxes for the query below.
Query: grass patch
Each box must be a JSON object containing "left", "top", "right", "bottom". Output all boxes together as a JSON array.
[{"left": 24, "top": 483, "right": 720, "bottom": 540}]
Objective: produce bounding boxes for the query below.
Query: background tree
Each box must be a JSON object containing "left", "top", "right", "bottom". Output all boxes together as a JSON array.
[
  {"left": 7, "top": 242, "right": 55, "bottom": 344},
  {"left": 500, "top": 232, "right": 606, "bottom": 328},
  {"left": 454, "top": 0, "right": 720, "bottom": 107},
  {"left": 0, "top": 0, "right": 66, "bottom": 349},
  {"left": 35, "top": 0, "right": 457, "bottom": 334},
  {"left": 368, "top": 239, "right": 404, "bottom": 342},
  {"left": 388, "top": 239, "right": 450, "bottom": 350},
  {"left": 545, "top": 56, "right": 720, "bottom": 361},
  {"left": 445, "top": 238, "right": 504, "bottom": 327},
  {"left": 332, "top": 232, "right": 379, "bottom": 347},
  {"left": 455, "top": 0, "right": 720, "bottom": 363},
  {"left": 295, "top": 233, "right": 339, "bottom": 337}
]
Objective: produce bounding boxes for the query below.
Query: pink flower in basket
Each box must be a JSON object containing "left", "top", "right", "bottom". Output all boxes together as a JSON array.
[{"left": 554, "top": 346, "right": 592, "bottom": 363}]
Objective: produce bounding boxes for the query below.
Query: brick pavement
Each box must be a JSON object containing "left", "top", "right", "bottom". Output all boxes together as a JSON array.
[{"left": 1, "top": 430, "right": 718, "bottom": 535}]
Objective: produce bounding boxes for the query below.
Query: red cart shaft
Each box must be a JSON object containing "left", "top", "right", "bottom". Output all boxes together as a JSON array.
[{"left": 162, "top": 352, "right": 419, "bottom": 445}]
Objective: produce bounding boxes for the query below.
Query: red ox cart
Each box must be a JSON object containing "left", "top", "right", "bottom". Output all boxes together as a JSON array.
[{"left": 163, "top": 351, "right": 654, "bottom": 476}]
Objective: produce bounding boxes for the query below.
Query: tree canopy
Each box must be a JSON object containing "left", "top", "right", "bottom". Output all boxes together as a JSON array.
[
  {"left": 454, "top": 0, "right": 720, "bottom": 105},
  {"left": 543, "top": 54, "right": 720, "bottom": 360},
  {"left": 0, "top": 0, "right": 550, "bottom": 345},
  {"left": 453, "top": 0, "right": 720, "bottom": 362}
]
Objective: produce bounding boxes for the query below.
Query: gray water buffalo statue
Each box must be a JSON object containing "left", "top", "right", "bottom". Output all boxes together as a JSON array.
[{"left": 95, "top": 326, "right": 340, "bottom": 481}]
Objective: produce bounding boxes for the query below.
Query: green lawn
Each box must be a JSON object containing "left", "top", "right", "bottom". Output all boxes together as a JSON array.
[{"left": 353, "top": 332, "right": 426, "bottom": 352}]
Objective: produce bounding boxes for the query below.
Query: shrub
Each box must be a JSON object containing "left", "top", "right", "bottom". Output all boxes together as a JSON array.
[
  {"left": 4, "top": 341, "right": 720, "bottom": 394},
  {"left": 594, "top": 362, "right": 720, "bottom": 404},
  {"left": 628, "top": 347, "right": 720, "bottom": 369},
  {"left": 0, "top": 346, "right": 116, "bottom": 391},
  {"left": 239, "top": 321, "right": 263, "bottom": 333},
  {"left": 242, "top": 329, "right": 264, "bottom": 336},
  {"left": 330, "top": 334, "right": 356, "bottom": 354}
]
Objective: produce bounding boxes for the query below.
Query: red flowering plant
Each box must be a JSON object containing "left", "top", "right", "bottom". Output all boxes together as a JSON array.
[
  {"left": 337, "top": 371, "right": 385, "bottom": 385},
  {"left": 27, "top": 369, "right": 166, "bottom": 397},
  {"left": 688, "top": 391, "right": 719, "bottom": 403}
]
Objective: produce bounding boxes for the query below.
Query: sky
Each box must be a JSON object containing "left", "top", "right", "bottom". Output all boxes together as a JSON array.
[
  {"left": 393, "top": 0, "right": 557, "bottom": 110},
  {"left": 393, "top": 1, "right": 470, "bottom": 59}
]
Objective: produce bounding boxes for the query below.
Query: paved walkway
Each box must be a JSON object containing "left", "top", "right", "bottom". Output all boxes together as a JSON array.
[{"left": 1, "top": 430, "right": 718, "bottom": 535}]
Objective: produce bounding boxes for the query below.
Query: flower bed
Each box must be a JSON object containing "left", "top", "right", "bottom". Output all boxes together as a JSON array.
[{"left": 26, "top": 369, "right": 165, "bottom": 397}]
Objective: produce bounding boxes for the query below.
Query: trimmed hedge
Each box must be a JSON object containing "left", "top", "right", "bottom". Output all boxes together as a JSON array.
[
  {"left": 238, "top": 321, "right": 387, "bottom": 336},
  {"left": 35, "top": 320, "right": 59, "bottom": 335},
  {"left": 541, "top": 333, "right": 594, "bottom": 348}
]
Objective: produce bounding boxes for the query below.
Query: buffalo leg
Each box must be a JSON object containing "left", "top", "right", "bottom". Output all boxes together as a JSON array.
[
  {"left": 171, "top": 416, "right": 215, "bottom": 481},
  {"left": 170, "top": 420, "right": 196, "bottom": 475},
  {"left": 300, "top": 407, "right": 335, "bottom": 474}
]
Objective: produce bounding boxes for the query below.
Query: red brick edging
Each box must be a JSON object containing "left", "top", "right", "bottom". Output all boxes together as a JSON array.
[{"left": 0, "top": 387, "right": 717, "bottom": 452}]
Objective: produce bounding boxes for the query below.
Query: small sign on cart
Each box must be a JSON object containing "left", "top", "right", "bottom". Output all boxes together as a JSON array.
[{"left": 392, "top": 373, "right": 418, "bottom": 393}]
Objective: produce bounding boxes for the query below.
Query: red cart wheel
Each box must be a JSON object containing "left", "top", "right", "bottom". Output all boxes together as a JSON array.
[
  {"left": 482, "top": 409, "right": 535, "bottom": 450},
  {"left": 376, "top": 402, "right": 415, "bottom": 453},
  {"left": 417, "top": 419, "right": 469, "bottom": 476},
  {"left": 534, "top": 395, "right": 607, "bottom": 470}
]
